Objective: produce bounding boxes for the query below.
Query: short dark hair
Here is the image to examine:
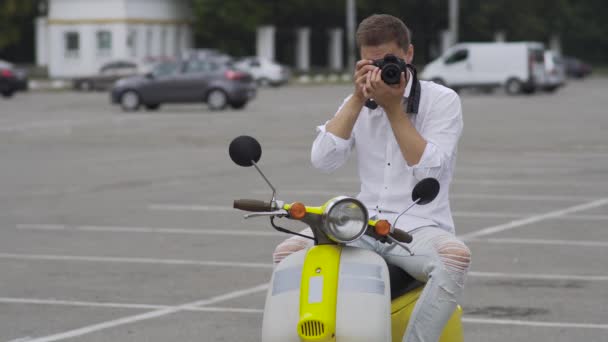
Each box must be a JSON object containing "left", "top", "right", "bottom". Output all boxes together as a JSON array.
[{"left": 356, "top": 14, "right": 411, "bottom": 51}]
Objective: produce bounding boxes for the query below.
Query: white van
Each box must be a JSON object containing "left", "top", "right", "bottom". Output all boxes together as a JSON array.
[{"left": 421, "top": 42, "right": 546, "bottom": 94}]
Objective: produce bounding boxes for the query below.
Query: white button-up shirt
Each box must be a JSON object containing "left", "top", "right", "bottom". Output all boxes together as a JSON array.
[{"left": 311, "top": 76, "right": 463, "bottom": 234}]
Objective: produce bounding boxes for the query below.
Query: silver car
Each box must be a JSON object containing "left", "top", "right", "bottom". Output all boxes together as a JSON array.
[{"left": 111, "top": 58, "right": 256, "bottom": 111}]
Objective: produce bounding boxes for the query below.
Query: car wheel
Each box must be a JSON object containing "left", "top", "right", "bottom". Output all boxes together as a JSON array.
[
  {"left": 258, "top": 78, "right": 271, "bottom": 87},
  {"left": 207, "top": 89, "right": 228, "bottom": 110},
  {"left": 120, "top": 90, "right": 141, "bottom": 111},
  {"left": 231, "top": 101, "right": 248, "bottom": 110},
  {"left": 145, "top": 104, "right": 161, "bottom": 111},
  {"left": 2, "top": 90, "right": 15, "bottom": 98},
  {"left": 505, "top": 78, "right": 523, "bottom": 95}
]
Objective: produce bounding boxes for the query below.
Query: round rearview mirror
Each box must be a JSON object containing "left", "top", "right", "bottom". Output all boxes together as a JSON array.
[
  {"left": 411, "top": 178, "right": 440, "bottom": 205},
  {"left": 229, "top": 136, "right": 262, "bottom": 167}
]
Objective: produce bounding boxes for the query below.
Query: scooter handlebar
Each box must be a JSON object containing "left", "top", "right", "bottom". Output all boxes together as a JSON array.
[
  {"left": 233, "top": 199, "right": 273, "bottom": 212},
  {"left": 391, "top": 229, "right": 413, "bottom": 244}
]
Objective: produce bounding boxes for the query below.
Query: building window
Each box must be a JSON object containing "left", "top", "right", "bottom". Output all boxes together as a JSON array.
[
  {"left": 175, "top": 26, "right": 181, "bottom": 56},
  {"left": 65, "top": 31, "right": 80, "bottom": 58},
  {"left": 128, "top": 29, "right": 137, "bottom": 57},
  {"left": 97, "top": 30, "right": 112, "bottom": 57},
  {"left": 161, "top": 28, "right": 167, "bottom": 57},
  {"left": 146, "top": 28, "right": 153, "bottom": 57}
]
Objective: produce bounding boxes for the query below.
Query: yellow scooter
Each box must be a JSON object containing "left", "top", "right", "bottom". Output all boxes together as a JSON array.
[{"left": 229, "top": 136, "right": 463, "bottom": 342}]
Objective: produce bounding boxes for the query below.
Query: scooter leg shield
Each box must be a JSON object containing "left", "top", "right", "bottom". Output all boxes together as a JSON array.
[
  {"left": 335, "top": 247, "right": 392, "bottom": 342},
  {"left": 262, "top": 249, "right": 307, "bottom": 342}
]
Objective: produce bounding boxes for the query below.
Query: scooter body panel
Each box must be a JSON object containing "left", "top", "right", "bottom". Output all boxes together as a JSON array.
[
  {"left": 261, "top": 249, "right": 306, "bottom": 342},
  {"left": 391, "top": 288, "right": 464, "bottom": 342},
  {"left": 262, "top": 245, "right": 463, "bottom": 342},
  {"left": 335, "top": 246, "right": 392, "bottom": 342}
]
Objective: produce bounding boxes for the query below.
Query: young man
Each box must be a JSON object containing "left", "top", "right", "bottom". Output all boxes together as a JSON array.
[{"left": 273, "top": 14, "right": 471, "bottom": 342}]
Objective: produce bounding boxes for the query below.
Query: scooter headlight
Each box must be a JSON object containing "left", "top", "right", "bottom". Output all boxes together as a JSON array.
[{"left": 322, "top": 196, "right": 369, "bottom": 243}]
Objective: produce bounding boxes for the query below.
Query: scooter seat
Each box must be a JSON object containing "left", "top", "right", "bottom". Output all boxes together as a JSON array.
[{"left": 388, "top": 264, "right": 424, "bottom": 300}]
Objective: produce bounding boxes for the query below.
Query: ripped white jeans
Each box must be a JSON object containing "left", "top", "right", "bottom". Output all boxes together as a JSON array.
[{"left": 273, "top": 226, "right": 471, "bottom": 342}]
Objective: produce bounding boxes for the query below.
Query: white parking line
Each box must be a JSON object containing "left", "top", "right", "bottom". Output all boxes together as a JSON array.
[
  {"left": 23, "top": 284, "right": 268, "bottom": 342},
  {"left": 4, "top": 297, "right": 608, "bottom": 330},
  {"left": 2, "top": 252, "right": 607, "bottom": 282},
  {"left": 462, "top": 317, "right": 608, "bottom": 330},
  {"left": 468, "top": 271, "right": 608, "bottom": 281},
  {"left": 148, "top": 204, "right": 608, "bottom": 221},
  {"left": 0, "top": 298, "right": 264, "bottom": 314},
  {"left": 16, "top": 224, "right": 280, "bottom": 237},
  {"left": 460, "top": 198, "right": 608, "bottom": 240},
  {"left": 253, "top": 189, "right": 596, "bottom": 202},
  {"left": 0, "top": 253, "right": 273, "bottom": 269},
  {"left": 336, "top": 177, "right": 608, "bottom": 187},
  {"left": 0, "top": 298, "right": 167, "bottom": 311},
  {"left": 470, "top": 237, "right": 608, "bottom": 248},
  {"left": 147, "top": 204, "right": 235, "bottom": 212},
  {"left": 6, "top": 338, "right": 32, "bottom": 342}
]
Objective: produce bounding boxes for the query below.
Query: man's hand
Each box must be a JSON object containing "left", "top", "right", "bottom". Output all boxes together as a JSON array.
[
  {"left": 363, "top": 67, "right": 406, "bottom": 114},
  {"left": 353, "top": 60, "right": 376, "bottom": 101}
]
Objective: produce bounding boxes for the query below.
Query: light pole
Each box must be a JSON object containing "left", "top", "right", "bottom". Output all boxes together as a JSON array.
[
  {"left": 346, "top": 0, "right": 356, "bottom": 72},
  {"left": 449, "top": 0, "right": 459, "bottom": 45}
]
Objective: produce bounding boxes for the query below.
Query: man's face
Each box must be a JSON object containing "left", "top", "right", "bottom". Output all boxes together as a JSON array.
[{"left": 360, "top": 41, "right": 413, "bottom": 63}]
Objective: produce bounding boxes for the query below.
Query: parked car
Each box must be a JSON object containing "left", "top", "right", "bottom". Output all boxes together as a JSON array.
[
  {"left": 542, "top": 51, "right": 566, "bottom": 92},
  {"left": 73, "top": 60, "right": 140, "bottom": 91},
  {"left": 111, "top": 58, "right": 256, "bottom": 111},
  {"left": 234, "top": 57, "right": 291, "bottom": 86},
  {"left": 421, "top": 42, "right": 546, "bottom": 94},
  {"left": 0, "top": 60, "right": 28, "bottom": 98},
  {"left": 563, "top": 56, "right": 592, "bottom": 79}
]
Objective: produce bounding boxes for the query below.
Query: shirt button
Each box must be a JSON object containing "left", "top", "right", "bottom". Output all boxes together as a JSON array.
[{"left": 387, "top": 163, "right": 391, "bottom": 166}]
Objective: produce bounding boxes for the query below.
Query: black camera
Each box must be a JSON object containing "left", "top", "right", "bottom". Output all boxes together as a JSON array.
[{"left": 372, "top": 54, "right": 408, "bottom": 85}]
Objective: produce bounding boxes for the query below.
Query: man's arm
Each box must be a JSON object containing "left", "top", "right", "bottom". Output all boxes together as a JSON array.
[
  {"left": 365, "top": 68, "right": 463, "bottom": 177},
  {"left": 311, "top": 60, "right": 375, "bottom": 172},
  {"left": 325, "top": 94, "right": 366, "bottom": 139},
  {"left": 384, "top": 104, "right": 427, "bottom": 166},
  {"left": 387, "top": 91, "right": 463, "bottom": 179},
  {"left": 311, "top": 95, "right": 360, "bottom": 172}
]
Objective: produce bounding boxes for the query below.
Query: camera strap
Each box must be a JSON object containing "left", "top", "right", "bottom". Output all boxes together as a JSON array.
[
  {"left": 405, "top": 64, "right": 421, "bottom": 114},
  {"left": 364, "top": 64, "right": 421, "bottom": 114}
]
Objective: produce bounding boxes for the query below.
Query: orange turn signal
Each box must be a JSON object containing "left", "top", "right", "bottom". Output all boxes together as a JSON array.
[
  {"left": 289, "top": 202, "right": 307, "bottom": 220},
  {"left": 374, "top": 220, "right": 391, "bottom": 236}
]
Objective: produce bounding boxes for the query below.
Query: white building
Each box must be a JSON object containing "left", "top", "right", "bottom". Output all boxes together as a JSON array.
[{"left": 36, "top": 0, "right": 193, "bottom": 78}]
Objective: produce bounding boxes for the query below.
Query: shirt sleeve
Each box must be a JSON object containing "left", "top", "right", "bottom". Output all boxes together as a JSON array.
[
  {"left": 410, "top": 90, "right": 463, "bottom": 180},
  {"left": 310, "top": 95, "right": 356, "bottom": 173}
]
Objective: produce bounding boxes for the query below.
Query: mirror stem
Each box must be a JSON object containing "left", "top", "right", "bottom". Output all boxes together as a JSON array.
[
  {"left": 252, "top": 160, "right": 277, "bottom": 206},
  {"left": 392, "top": 198, "right": 421, "bottom": 230}
]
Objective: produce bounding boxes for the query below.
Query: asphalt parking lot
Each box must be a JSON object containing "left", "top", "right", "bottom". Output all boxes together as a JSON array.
[{"left": 1, "top": 78, "right": 607, "bottom": 342}]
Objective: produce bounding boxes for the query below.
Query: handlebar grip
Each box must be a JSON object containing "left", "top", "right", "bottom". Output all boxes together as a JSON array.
[
  {"left": 391, "top": 229, "right": 413, "bottom": 244},
  {"left": 233, "top": 199, "right": 273, "bottom": 212}
]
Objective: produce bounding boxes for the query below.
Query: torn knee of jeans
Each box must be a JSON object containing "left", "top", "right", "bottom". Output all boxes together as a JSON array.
[
  {"left": 272, "top": 238, "right": 312, "bottom": 264},
  {"left": 435, "top": 240, "right": 472, "bottom": 287}
]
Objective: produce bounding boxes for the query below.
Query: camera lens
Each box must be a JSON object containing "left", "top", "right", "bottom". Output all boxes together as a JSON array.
[{"left": 381, "top": 64, "right": 401, "bottom": 85}]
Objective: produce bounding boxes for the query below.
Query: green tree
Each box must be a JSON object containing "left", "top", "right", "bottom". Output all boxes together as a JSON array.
[
  {"left": 191, "top": 0, "right": 272, "bottom": 56},
  {"left": 190, "top": 0, "right": 608, "bottom": 66},
  {"left": 0, "top": 0, "right": 37, "bottom": 51}
]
